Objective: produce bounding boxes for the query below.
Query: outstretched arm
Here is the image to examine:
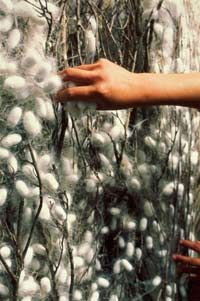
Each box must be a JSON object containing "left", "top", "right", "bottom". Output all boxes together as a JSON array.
[{"left": 57, "top": 58, "right": 200, "bottom": 110}]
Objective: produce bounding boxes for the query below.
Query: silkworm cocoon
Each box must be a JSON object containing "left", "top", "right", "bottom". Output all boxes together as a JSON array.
[
  {"left": 0, "top": 283, "right": 9, "bottom": 296},
  {"left": 97, "top": 277, "right": 110, "bottom": 288},
  {"left": 85, "top": 29, "right": 96, "bottom": 60},
  {"left": 74, "top": 256, "right": 85, "bottom": 269},
  {"left": 109, "top": 125, "right": 123, "bottom": 141},
  {"left": 169, "top": 204, "right": 174, "bottom": 217},
  {"left": 35, "top": 97, "right": 47, "bottom": 118},
  {"left": 126, "top": 242, "right": 135, "bottom": 257},
  {"left": 85, "top": 178, "right": 97, "bottom": 193},
  {"left": 191, "top": 150, "right": 198, "bottom": 165},
  {"left": 109, "top": 295, "right": 118, "bottom": 301},
  {"left": 7, "top": 61, "right": 18, "bottom": 74},
  {"left": 165, "top": 298, "right": 172, "bottom": 301},
  {"left": 84, "top": 230, "right": 93, "bottom": 243},
  {"left": 91, "top": 283, "right": 98, "bottom": 292},
  {"left": 109, "top": 207, "right": 121, "bottom": 216},
  {"left": 143, "top": 201, "right": 154, "bottom": 217},
  {"left": 7, "top": 106, "right": 22, "bottom": 127},
  {"left": 7, "top": 28, "right": 21, "bottom": 49},
  {"left": 157, "top": 249, "right": 167, "bottom": 258},
  {"left": 128, "top": 177, "right": 141, "bottom": 192},
  {"left": 40, "top": 277, "right": 51, "bottom": 294},
  {"left": 118, "top": 236, "right": 125, "bottom": 248},
  {"left": 78, "top": 243, "right": 91, "bottom": 257},
  {"left": 1, "top": 133, "right": 22, "bottom": 148},
  {"left": 90, "top": 291, "right": 99, "bottom": 301},
  {"left": 39, "top": 202, "right": 50, "bottom": 221},
  {"left": 166, "top": 285, "right": 172, "bottom": 296},
  {"left": 0, "top": 15, "right": 13, "bottom": 32},
  {"left": 121, "top": 259, "right": 133, "bottom": 272},
  {"left": 87, "top": 14, "right": 97, "bottom": 34},
  {"left": 0, "top": 0, "right": 13, "bottom": 13},
  {"left": 7, "top": 155, "right": 18, "bottom": 174},
  {"left": 43, "top": 74, "right": 62, "bottom": 93},
  {"left": 64, "top": 174, "right": 80, "bottom": 189},
  {"left": 0, "top": 187, "right": 7, "bottom": 206},
  {"left": 73, "top": 289, "right": 82, "bottom": 301},
  {"left": 15, "top": 180, "right": 29, "bottom": 197},
  {"left": 23, "top": 111, "right": 42, "bottom": 137},
  {"left": 4, "top": 75, "right": 26, "bottom": 91},
  {"left": 22, "top": 164, "right": 37, "bottom": 181},
  {"left": 146, "top": 236, "right": 153, "bottom": 249},
  {"left": 152, "top": 220, "right": 160, "bottom": 233},
  {"left": 45, "top": 99, "right": 55, "bottom": 121},
  {"left": 95, "top": 259, "right": 101, "bottom": 271},
  {"left": 32, "top": 243, "right": 46, "bottom": 256},
  {"left": 101, "top": 226, "right": 109, "bottom": 234},
  {"left": 139, "top": 217, "right": 148, "bottom": 232},
  {"left": 135, "top": 248, "right": 142, "bottom": 261},
  {"left": 53, "top": 205, "right": 66, "bottom": 221},
  {"left": 0, "top": 246, "right": 11, "bottom": 258},
  {"left": 153, "top": 22, "right": 164, "bottom": 39},
  {"left": 113, "top": 259, "right": 121, "bottom": 274},
  {"left": 162, "top": 182, "right": 175, "bottom": 196},
  {"left": 0, "top": 147, "right": 9, "bottom": 159},
  {"left": 152, "top": 276, "right": 162, "bottom": 287},
  {"left": 24, "top": 247, "right": 34, "bottom": 267},
  {"left": 91, "top": 132, "right": 107, "bottom": 147},
  {"left": 35, "top": 62, "right": 52, "bottom": 83},
  {"left": 42, "top": 173, "right": 58, "bottom": 191},
  {"left": 56, "top": 267, "right": 68, "bottom": 284},
  {"left": 21, "top": 297, "right": 33, "bottom": 301},
  {"left": 18, "top": 276, "right": 39, "bottom": 296},
  {"left": 38, "top": 154, "right": 52, "bottom": 173},
  {"left": 144, "top": 136, "right": 156, "bottom": 148}
]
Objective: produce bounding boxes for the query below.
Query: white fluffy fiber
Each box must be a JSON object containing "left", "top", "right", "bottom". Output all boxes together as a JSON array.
[
  {"left": 23, "top": 111, "right": 42, "bottom": 137},
  {"left": 14, "top": 1, "right": 46, "bottom": 25},
  {"left": 43, "top": 74, "right": 62, "bottom": 93}
]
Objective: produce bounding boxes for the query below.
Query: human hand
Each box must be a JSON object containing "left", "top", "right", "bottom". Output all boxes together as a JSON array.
[
  {"left": 173, "top": 240, "right": 200, "bottom": 279},
  {"left": 56, "top": 58, "right": 145, "bottom": 110}
]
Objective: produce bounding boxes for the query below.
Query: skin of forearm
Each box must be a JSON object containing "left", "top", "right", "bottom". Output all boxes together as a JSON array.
[{"left": 137, "top": 72, "right": 200, "bottom": 109}]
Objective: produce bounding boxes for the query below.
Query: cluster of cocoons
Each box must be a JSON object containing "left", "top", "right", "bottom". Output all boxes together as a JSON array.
[{"left": 0, "top": 0, "right": 199, "bottom": 300}]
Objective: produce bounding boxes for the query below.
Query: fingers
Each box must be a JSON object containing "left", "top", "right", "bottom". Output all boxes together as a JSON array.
[
  {"left": 180, "top": 240, "right": 200, "bottom": 253},
  {"left": 60, "top": 68, "right": 98, "bottom": 84},
  {"left": 56, "top": 85, "right": 96, "bottom": 103},
  {"left": 176, "top": 264, "right": 200, "bottom": 275},
  {"left": 173, "top": 254, "right": 200, "bottom": 267}
]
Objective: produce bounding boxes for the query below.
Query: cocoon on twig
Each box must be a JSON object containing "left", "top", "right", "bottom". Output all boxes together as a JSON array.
[
  {"left": 1, "top": 133, "right": 22, "bottom": 148},
  {"left": 0, "top": 187, "right": 7, "bottom": 206},
  {"left": 113, "top": 259, "right": 121, "bottom": 274},
  {"left": 7, "top": 155, "right": 18, "bottom": 174},
  {"left": 90, "top": 291, "right": 99, "bottom": 301},
  {"left": 23, "top": 111, "right": 42, "bottom": 137},
  {"left": 0, "top": 246, "right": 11, "bottom": 258},
  {"left": 42, "top": 173, "right": 59, "bottom": 191},
  {"left": 109, "top": 295, "right": 119, "bottom": 301},
  {"left": 40, "top": 277, "right": 51, "bottom": 294},
  {"left": 15, "top": 180, "right": 29, "bottom": 197},
  {"left": 139, "top": 217, "right": 148, "bottom": 232},
  {"left": 0, "top": 147, "right": 9, "bottom": 159},
  {"left": 4, "top": 75, "right": 26, "bottom": 92},
  {"left": 0, "top": 15, "right": 13, "bottom": 32},
  {"left": 0, "top": 283, "right": 9, "bottom": 297},
  {"left": 18, "top": 276, "right": 39, "bottom": 297},
  {"left": 121, "top": 259, "right": 133, "bottom": 272},
  {"left": 97, "top": 277, "right": 110, "bottom": 288},
  {"left": 126, "top": 242, "right": 135, "bottom": 257},
  {"left": 7, "top": 29, "right": 21, "bottom": 49},
  {"left": 35, "top": 97, "right": 47, "bottom": 118},
  {"left": 73, "top": 289, "right": 82, "bottom": 301},
  {"left": 135, "top": 248, "right": 142, "bottom": 261},
  {"left": 152, "top": 276, "right": 162, "bottom": 287},
  {"left": 7, "top": 106, "right": 22, "bottom": 127},
  {"left": 143, "top": 200, "right": 154, "bottom": 217}
]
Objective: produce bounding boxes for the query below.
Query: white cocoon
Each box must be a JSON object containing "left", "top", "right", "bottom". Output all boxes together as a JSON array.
[
  {"left": 139, "top": 217, "right": 148, "bottom": 232},
  {"left": 15, "top": 180, "right": 29, "bottom": 197},
  {"left": 0, "top": 246, "right": 11, "bottom": 258},
  {"left": 53, "top": 205, "right": 66, "bottom": 221},
  {"left": 23, "top": 111, "right": 42, "bottom": 137},
  {"left": 45, "top": 100, "right": 55, "bottom": 121},
  {"left": 22, "top": 164, "right": 37, "bottom": 181},
  {"left": 91, "top": 132, "right": 107, "bottom": 147},
  {"left": 135, "top": 248, "right": 142, "bottom": 261},
  {"left": 7, "top": 155, "right": 18, "bottom": 174},
  {"left": 121, "top": 259, "right": 133, "bottom": 272},
  {"left": 0, "top": 188, "right": 7, "bottom": 206},
  {"left": 42, "top": 173, "right": 59, "bottom": 191},
  {"left": 143, "top": 201, "right": 154, "bottom": 217},
  {"left": 0, "top": 15, "right": 13, "bottom": 32},
  {"left": 38, "top": 154, "right": 51, "bottom": 173},
  {"left": 97, "top": 277, "right": 110, "bottom": 288},
  {"left": 109, "top": 295, "right": 118, "bottom": 301},
  {"left": 39, "top": 202, "right": 50, "bottom": 221},
  {"left": 0, "top": 0, "right": 13, "bottom": 13},
  {"left": 90, "top": 291, "right": 99, "bottom": 301},
  {"left": 85, "top": 29, "right": 96, "bottom": 59},
  {"left": 126, "top": 242, "right": 135, "bottom": 257},
  {"left": 24, "top": 247, "right": 34, "bottom": 267},
  {"left": 18, "top": 276, "right": 39, "bottom": 297},
  {"left": 0, "top": 283, "right": 9, "bottom": 296},
  {"left": 22, "top": 49, "right": 41, "bottom": 69},
  {"left": 43, "top": 74, "right": 62, "bottom": 93},
  {"left": 4, "top": 75, "right": 26, "bottom": 91},
  {"left": 146, "top": 236, "right": 153, "bottom": 249},
  {"left": 128, "top": 177, "right": 141, "bottom": 192},
  {"left": 1, "top": 133, "right": 22, "bottom": 148},
  {"left": 152, "top": 276, "right": 162, "bottom": 287},
  {"left": 7, "top": 106, "right": 22, "bottom": 127},
  {"left": 7, "top": 29, "right": 21, "bottom": 49},
  {"left": 40, "top": 277, "right": 51, "bottom": 294},
  {"left": 113, "top": 259, "right": 121, "bottom": 274},
  {"left": 0, "top": 147, "right": 9, "bottom": 159},
  {"left": 32, "top": 243, "right": 46, "bottom": 256},
  {"left": 73, "top": 289, "right": 82, "bottom": 301},
  {"left": 35, "top": 97, "right": 47, "bottom": 118}
]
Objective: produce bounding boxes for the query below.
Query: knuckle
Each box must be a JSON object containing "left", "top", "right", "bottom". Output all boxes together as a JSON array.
[{"left": 95, "top": 83, "right": 108, "bottom": 97}]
